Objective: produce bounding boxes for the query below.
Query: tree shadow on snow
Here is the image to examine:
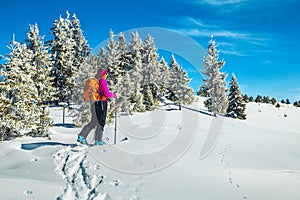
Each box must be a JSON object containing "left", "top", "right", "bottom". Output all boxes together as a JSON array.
[
  {"left": 21, "top": 142, "right": 75, "bottom": 150},
  {"left": 53, "top": 123, "right": 75, "bottom": 128},
  {"left": 181, "top": 105, "right": 213, "bottom": 117}
]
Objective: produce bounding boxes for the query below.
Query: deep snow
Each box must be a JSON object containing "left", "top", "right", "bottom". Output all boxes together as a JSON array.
[{"left": 0, "top": 97, "right": 300, "bottom": 200}]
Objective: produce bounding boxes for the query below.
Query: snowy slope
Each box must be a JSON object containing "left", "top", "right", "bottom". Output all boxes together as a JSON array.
[{"left": 0, "top": 98, "right": 300, "bottom": 200}]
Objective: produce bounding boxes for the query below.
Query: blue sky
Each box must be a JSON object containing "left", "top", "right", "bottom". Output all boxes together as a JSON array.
[{"left": 1, "top": 0, "right": 300, "bottom": 102}]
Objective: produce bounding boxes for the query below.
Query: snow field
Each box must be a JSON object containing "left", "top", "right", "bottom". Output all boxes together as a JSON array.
[{"left": 0, "top": 98, "right": 300, "bottom": 199}]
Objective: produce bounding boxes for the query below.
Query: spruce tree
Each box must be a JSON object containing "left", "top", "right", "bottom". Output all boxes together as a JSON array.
[
  {"left": 141, "top": 34, "right": 160, "bottom": 110},
  {"left": 96, "top": 47, "right": 107, "bottom": 76},
  {"left": 70, "top": 13, "right": 91, "bottom": 67},
  {"left": 141, "top": 35, "right": 160, "bottom": 86},
  {"left": 25, "top": 23, "right": 54, "bottom": 134},
  {"left": 106, "top": 29, "right": 122, "bottom": 89},
  {"left": 157, "top": 57, "right": 170, "bottom": 96},
  {"left": 0, "top": 39, "right": 40, "bottom": 138},
  {"left": 48, "top": 11, "right": 77, "bottom": 104},
  {"left": 72, "top": 55, "right": 100, "bottom": 127},
  {"left": 276, "top": 102, "right": 281, "bottom": 110},
  {"left": 271, "top": 97, "right": 277, "bottom": 105},
  {"left": 201, "top": 36, "right": 228, "bottom": 116},
  {"left": 197, "top": 85, "right": 209, "bottom": 97},
  {"left": 226, "top": 74, "right": 246, "bottom": 120},
  {"left": 143, "top": 85, "right": 156, "bottom": 111},
  {"left": 0, "top": 68, "right": 12, "bottom": 140},
  {"left": 118, "top": 32, "right": 131, "bottom": 73},
  {"left": 70, "top": 12, "right": 91, "bottom": 105},
  {"left": 243, "top": 94, "right": 249, "bottom": 103},
  {"left": 128, "top": 31, "right": 145, "bottom": 112},
  {"left": 105, "top": 29, "right": 122, "bottom": 123},
  {"left": 248, "top": 96, "right": 254, "bottom": 102},
  {"left": 70, "top": 13, "right": 97, "bottom": 126},
  {"left": 293, "top": 100, "right": 300, "bottom": 107},
  {"left": 263, "top": 96, "right": 270, "bottom": 103},
  {"left": 255, "top": 95, "right": 263, "bottom": 103},
  {"left": 117, "top": 71, "right": 133, "bottom": 113},
  {"left": 168, "top": 55, "right": 194, "bottom": 110}
]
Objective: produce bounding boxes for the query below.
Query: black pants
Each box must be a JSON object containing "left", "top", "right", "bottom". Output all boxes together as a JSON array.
[{"left": 78, "top": 101, "right": 108, "bottom": 141}]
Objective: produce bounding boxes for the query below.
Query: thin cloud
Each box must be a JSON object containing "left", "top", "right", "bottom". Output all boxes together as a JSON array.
[
  {"left": 185, "top": 17, "right": 218, "bottom": 29},
  {"left": 199, "top": 0, "right": 248, "bottom": 6},
  {"left": 215, "top": 42, "right": 247, "bottom": 56},
  {"left": 177, "top": 17, "right": 248, "bottom": 39},
  {"left": 219, "top": 49, "right": 247, "bottom": 56},
  {"left": 176, "top": 17, "right": 269, "bottom": 46},
  {"left": 177, "top": 28, "right": 249, "bottom": 39},
  {"left": 218, "top": 42, "right": 236, "bottom": 47},
  {"left": 171, "top": 17, "right": 274, "bottom": 58}
]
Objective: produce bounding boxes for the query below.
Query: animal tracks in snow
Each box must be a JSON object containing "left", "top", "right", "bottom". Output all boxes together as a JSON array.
[{"left": 219, "top": 144, "right": 248, "bottom": 200}]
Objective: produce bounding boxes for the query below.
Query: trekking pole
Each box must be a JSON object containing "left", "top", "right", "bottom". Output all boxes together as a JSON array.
[{"left": 114, "top": 97, "right": 118, "bottom": 145}]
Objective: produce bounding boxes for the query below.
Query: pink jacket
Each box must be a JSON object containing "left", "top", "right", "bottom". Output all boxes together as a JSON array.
[{"left": 98, "top": 78, "right": 116, "bottom": 101}]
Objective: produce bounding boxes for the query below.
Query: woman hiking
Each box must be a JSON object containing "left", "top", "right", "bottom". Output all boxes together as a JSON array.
[{"left": 77, "top": 69, "right": 117, "bottom": 145}]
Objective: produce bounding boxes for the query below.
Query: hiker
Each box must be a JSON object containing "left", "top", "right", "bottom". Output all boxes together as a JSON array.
[{"left": 77, "top": 69, "right": 117, "bottom": 145}]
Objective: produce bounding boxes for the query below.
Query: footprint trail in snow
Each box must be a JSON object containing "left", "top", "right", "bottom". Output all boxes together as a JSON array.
[{"left": 53, "top": 145, "right": 107, "bottom": 200}]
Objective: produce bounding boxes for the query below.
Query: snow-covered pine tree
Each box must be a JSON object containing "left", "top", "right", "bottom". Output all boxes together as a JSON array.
[
  {"left": 226, "top": 73, "right": 246, "bottom": 120},
  {"left": 25, "top": 23, "right": 54, "bottom": 134},
  {"left": 255, "top": 95, "right": 262, "bottom": 103},
  {"left": 141, "top": 34, "right": 160, "bottom": 110},
  {"left": 128, "top": 31, "right": 145, "bottom": 112},
  {"left": 0, "top": 70, "right": 12, "bottom": 140},
  {"left": 143, "top": 85, "right": 156, "bottom": 111},
  {"left": 157, "top": 57, "right": 170, "bottom": 97},
  {"left": 168, "top": 54, "right": 181, "bottom": 103},
  {"left": 105, "top": 29, "right": 123, "bottom": 123},
  {"left": 249, "top": 96, "right": 254, "bottom": 102},
  {"left": 72, "top": 54, "right": 100, "bottom": 127},
  {"left": 276, "top": 102, "right": 281, "bottom": 110},
  {"left": 197, "top": 84, "right": 209, "bottom": 97},
  {"left": 243, "top": 94, "right": 249, "bottom": 103},
  {"left": 141, "top": 35, "right": 160, "bottom": 86},
  {"left": 271, "top": 97, "right": 277, "bottom": 105},
  {"left": 0, "top": 39, "right": 41, "bottom": 139},
  {"left": 168, "top": 55, "right": 194, "bottom": 110},
  {"left": 48, "top": 11, "right": 77, "bottom": 105},
  {"left": 116, "top": 32, "right": 134, "bottom": 112},
  {"left": 70, "top": 14, "right": 98, "bottom": 127},
  {"left": 118, "top": 32, "right": 127, "bottom": 55},
  {"left": 263, "top": 96, "right": 270, "bottom": 104},
  {"left": 26, "top": 24, "right": 55, "bottom": 104},
  {"left": 129, "top": 31, "right": 143, "bottom": 64},
  {"left": 106, "top": 29, "right": 122, "bottom": 89},
  {"left": 117, "top": 71, "right": 133, "bottom": 113},
  {"left": 202, "top": 36, "right": 228, "bottom": 116},
  {"left": 70, "top": 13, "right": 91, "bottom": 64},
  {"left": 0, "top": 52, "right": 11, "bottom": 140},
  {"left": 293, "top": 100, "right": 300, "bottom": 107},
  {"left": 118, "top": 32, "right": 131, "bottom": 73},
  {"left": 96, "top": 47, "right": 107, "bottom": 76},
  {"left": 70, "top": 13, "right": 91, "bottom": 110}
]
